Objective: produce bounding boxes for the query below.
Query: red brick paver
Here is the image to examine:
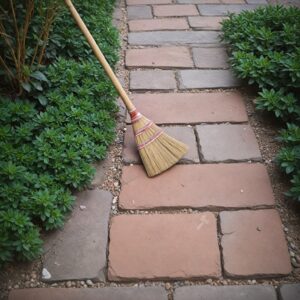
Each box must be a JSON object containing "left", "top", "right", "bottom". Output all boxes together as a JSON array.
[
  {"left": 153, "top": 5, "right": 199, "bottom": 17},
  {"left": 126, "top": 47, "right": 194, "bottom": 68},
  {"left": 129, "top": 18, "right": 189, "bottom": 31},
  {"left": 128, "top": 92, "right": 248, "bottom": 124},
  {"left": 108, "top": 213, "right": 221, "bottom": 280},
  {"left": 9, "top": 287, "right": 167, "bottom": 300},
  {"left": 220, "top": 210, "right": 292, "bottom": 277},
  {"left": 119, "top": 164, "right": 275, "bottom": 209}
]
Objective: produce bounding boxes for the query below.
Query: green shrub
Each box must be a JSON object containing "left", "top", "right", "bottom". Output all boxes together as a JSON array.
[
  {"left": 221, "top": 5, "right": 300, "bottom": 202},
  {"left": 0, "top": 0, "right": 119, "bottom": 265}
]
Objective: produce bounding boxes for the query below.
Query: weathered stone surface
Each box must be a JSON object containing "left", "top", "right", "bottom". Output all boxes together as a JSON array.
[
  {"left": 127, "top": 5, "right": 152, "bottom": 20},
  {"left": 119, "top": 163, "right": 275, "bottom": 209},
  {"left": 127, "top": 0, "right": 171, "bottom": 4},
  {"left": 179, "top": 70, "right": 240, "bottom": 89},
  {"left": 246, "top": 0, "right": 267, "bottom": 3},
  {"left": 129, "top": 31, "right": 220, "bottom": 45},
  {"left": 188, "top": 16, "right": 225, "bottom": 30},
  {"left": 9, "top": 287, "right": 167, "bottom": 300},
  {"left": 178, "top": 0, "right": 220, "bottom": 3},
  {"left": 91, "top": 158, "right": 112, "bottom": 188},
  {"left": 223, "top": 0, "right": 246, "bottom": 3},
  {"left": 198, "top": 4, "right": 259, "bottom": 16},
  {"left": 128, "top": 92, "right": 248, "bottom": 124},
  {"left": 130, "top": 70, "right": 176, "bottom": 90},
  {"left": 123, "top": 125, "right": 199, "bottom": 164},
  {"left": 42, "top": 189, "right": 112, "bottom": 282},
  {"left": 126, "top": 47, "right": 193, "bottom": 68},
  {"left": 196, "top": 124, "right": 261, "bottom": 162},
  {"left": 108, "top": 213, "right": 221, "bottom": 280},
  {"left": 192, "top": 47, "right": 229, "bottom": 68},
  {"left": 220, "top": 209, "right": 292, "bottom": 277},
  {"left": 153, "top": 4, "right": 199, "bottom": 17},
  {"left": 174, "top": 285, "right": 277, "bottom": 300},
  {"left": 129, "top": 18, "right": 189, "bottom": 31},
  {"left": 279, "top": 284, "right": 300, "bottom": 300}
]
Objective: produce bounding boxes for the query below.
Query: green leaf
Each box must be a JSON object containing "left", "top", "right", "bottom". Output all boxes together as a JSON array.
[{"left": 30, "top": 71, "right": 48, "bottom": 82}]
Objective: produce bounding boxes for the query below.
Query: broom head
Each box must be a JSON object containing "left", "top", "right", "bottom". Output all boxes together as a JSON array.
[{"left": 130, "top": 109, "right": 188, "bottom": 177}]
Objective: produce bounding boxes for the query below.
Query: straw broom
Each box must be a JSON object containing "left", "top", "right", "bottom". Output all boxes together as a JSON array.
[{"left": 64, "top": 0, "right": 188, "bottom": 177}]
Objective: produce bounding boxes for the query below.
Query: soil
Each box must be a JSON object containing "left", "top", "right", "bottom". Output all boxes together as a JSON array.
[{"left": 1, "top": 0, "right": 300, "bottom": 299}]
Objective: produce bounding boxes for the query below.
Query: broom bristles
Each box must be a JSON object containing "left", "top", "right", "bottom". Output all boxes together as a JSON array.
[{"left": 130, "top": 109, "right": 188, "bottom": 177}]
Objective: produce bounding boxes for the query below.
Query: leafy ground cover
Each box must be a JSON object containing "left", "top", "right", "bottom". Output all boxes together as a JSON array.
[
  {"left": 0, "top": 0, "right": 119, "bottom": 265},
  {"left": 221, "top": 5, "right": 300, "bottom": 202}
]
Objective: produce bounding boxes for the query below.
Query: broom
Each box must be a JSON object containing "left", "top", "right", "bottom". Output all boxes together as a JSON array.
[{"left": 64, "top": 0, "right": 188, "bottom": 177}]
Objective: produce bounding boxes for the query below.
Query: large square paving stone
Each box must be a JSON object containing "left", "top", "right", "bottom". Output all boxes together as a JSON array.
[
  {"left": 123, "top": 125, "right": 199, "bottom": 164},
  {"left": 128, "top": 92, "right": 248, "bottom": 124},
  {"left": 42, "top": 189, "right": 112, "bottom": 282},
  {"left": 108, "top": 213, "right": 221, "bottom": 280},
  {"left": 179, "top": 70, "right": 240, "bottom": 89},
  {"left": 119, "top": 163, "right": 275, "bottom": 209},
  {"left": 196, "top": 124, "right": 261, "bottom": 162},
  {"left": 174, "top": 285, "right": 277, "bottom": 300},
  {"left": 9, "top": 287, "right": 167, "bottom": 300},
  {"left": 220, "top": 209, "right": 292, "bottom": 277},
  {"left": 192, "top": 47, "right": 229, "bottom": 69}
]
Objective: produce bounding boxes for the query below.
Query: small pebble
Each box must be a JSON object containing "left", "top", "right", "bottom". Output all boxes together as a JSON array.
[
  {"left": 112, "top": 197, "right": 117, "bottom": 204},
  {"left": 284, "top": 227, "right": 289, "bottom": 233},
  {"left": 14, "top": 285, "right": 19, "bottom": 289},
  {"left": 292, "top": 258, "right": 300, "bottom": 268},
  {"left": 66, "top": 281, "right": 72, "bottom": 288},
  {"left": 165, "top": 282, "right": 172, "bottom": 290},
  {"left": 86, "top": 280, "right": 93, "bottom": 286},
  {"left": 290, "top": 243, "right": 297, "bottom": 250},
  {"left": 290, "top": 251, "right": 296, "bottom": 257},
  {"left": 206, "top": 279, "right": 213, "bottom": 284},
  {"left": 80, "top": 205, "right": 86, "bottom": 210}
]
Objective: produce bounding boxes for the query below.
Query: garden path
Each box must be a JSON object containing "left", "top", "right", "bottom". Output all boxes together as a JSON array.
[{"left": 9, "top": 0, "right": 300, "bottom": 299}]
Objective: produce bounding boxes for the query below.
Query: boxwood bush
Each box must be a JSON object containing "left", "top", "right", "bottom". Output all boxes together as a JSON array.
[
  {"left": 0, "top": 0, "right": 119, "bottom": 265},
  {"left": 221, "top": 5, "right": 300, "bottom": 201}
]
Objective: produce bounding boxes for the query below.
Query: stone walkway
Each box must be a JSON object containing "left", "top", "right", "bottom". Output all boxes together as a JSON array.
[{"left": 8, "top": 0, "right": 300, "bottom": 299}]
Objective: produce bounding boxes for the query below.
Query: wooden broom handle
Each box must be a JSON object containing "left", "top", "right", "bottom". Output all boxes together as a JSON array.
[{"left": 64, "top": 0, "right": 135, "bottom": 112}]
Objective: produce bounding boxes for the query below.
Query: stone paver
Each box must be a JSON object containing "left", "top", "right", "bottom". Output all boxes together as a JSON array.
[
  {"left": 123, "top": 125, "right": 199, "bottom": 164},
  {"left": 196, "top": 124, "right": 261, "bottom": 162},
  {"left": 127, "top": 5, "right": 152, "bottom": 20},
  {"left": 220, "top": 209, "right": 292, "bottom": 277},
  {"left": 153, "top": 5, "right": 199, "bottom": 17},
  {"left": 129, "top": 18, "right": 189, "bottom": 31},
  {"left": 246, "top": 0, "right": 267, "bottom": 3},
  {"left": 192, "top": 47, "right": 229, "bottom": 68},
  {"left": 179, "top": 70, "right": 240, "bottom": 89},
  {"left": 279, "top": 284, "right": 300, "bottom": 300},
  {"left": 127, "top": 0, "right": 171, "bottom": 4},
  {"left": 130, "top": 70, "right": 176, "bottom": 90},
  {"left": 42, "top": 190, "right": 112, "bottom": 282},
  {"left": 188, "top": 16, "right": 225, "bottom": 30},
  {"left": 108, "top": 213, "right": 221, "bottom": 280},
  {"left": 223, "top": 0, "right": 246, "bottom": 3},
  {"left": 128, "top": 31, "right": 220, "bottom": 45},
  {"left": 128, "top": 92, "right": 248, "bottom": 124},
  {"left": 126, "top": 47, "right": 194, "bottom": 68},
  {"left": 9, "top": 287, "right": 167, "bottom": 300},
  {"left": 178, "top": 0, "right": 220, "bottom": 3},
  {"left": 174, "top": 285, "right": 277, "bottom": 300},
  {"left": 198, "top": 4, "right": 260, "bottom": 16},
  {"left": 119, "top": 163, "right": 275, "bottom": 209}
]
